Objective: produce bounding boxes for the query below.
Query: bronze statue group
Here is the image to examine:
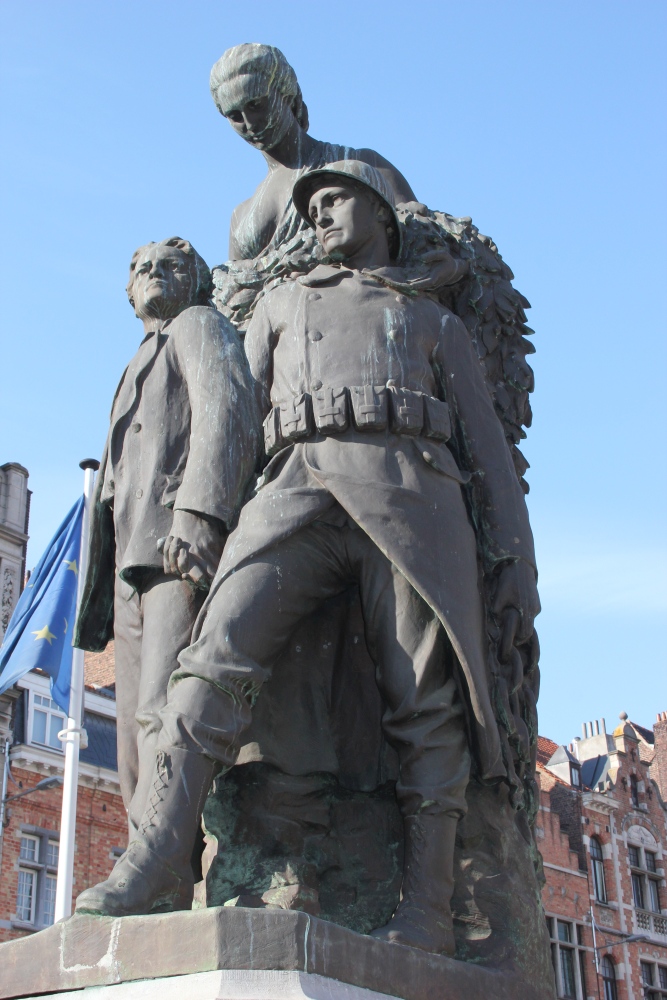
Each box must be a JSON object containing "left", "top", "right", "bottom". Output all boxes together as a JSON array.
[{"left": 73, "top": 44, "right": 541, "bottom": 962}]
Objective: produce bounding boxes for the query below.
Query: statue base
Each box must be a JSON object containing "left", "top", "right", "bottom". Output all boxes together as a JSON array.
[{"left": 0, "top": 906, "right": 552, "bottom": 1000}]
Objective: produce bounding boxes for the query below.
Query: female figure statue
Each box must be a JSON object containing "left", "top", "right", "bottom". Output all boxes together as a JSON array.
[{"left": 210, "top": 43, "right": 415, "bottom": 262}]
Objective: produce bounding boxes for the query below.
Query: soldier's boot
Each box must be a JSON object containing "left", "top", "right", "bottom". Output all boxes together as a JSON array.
[
  {"left": 370, "top": 814, "right": 458, "bottom": 956},
  {"left": 75, "top": 747, "right": 217, "bottom": 917}
]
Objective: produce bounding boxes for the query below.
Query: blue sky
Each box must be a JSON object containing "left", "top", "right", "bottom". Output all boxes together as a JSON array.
[{"left": 1, "top": 1, "right": 665, "bottom": 746}]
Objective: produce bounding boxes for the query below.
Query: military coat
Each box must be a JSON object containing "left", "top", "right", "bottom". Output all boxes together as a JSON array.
[{"left": 214, "top": 264, "right": 535, "bottom": 781}]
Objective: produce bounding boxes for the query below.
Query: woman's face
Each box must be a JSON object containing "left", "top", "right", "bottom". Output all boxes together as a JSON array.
[{"left": 217, "top": 75, "right": 296, "bottom": 151}]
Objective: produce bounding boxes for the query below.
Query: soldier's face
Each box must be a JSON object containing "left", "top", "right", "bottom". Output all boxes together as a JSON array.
[
  {"left": 132, "top": 246, "right": 196, "bottom": 320},
  {"left": 308, "top": 184, "right": 388, "bottom": 260}
]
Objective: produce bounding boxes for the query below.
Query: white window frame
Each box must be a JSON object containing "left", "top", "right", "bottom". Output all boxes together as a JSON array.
[
  {"left": 19, "top": 832, "right": 39, "bottom": 863},
  {"left": 26, "top": 690, "right": 66, "bottom": 753},
  {"left": 629, "top": 842, "right": 664, "bottom": 920},
  {"left": 547, "top": 916, "right": 589, "bottom": 999},
  {"left": 12, "top": 826, "right": 60, "bottom": 930},
  {"left": 15, "top": 867, "right": 36, "bottom": 923}
]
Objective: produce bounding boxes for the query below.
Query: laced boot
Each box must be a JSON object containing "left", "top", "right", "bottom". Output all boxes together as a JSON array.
[
  {"left": 75, "top": 747, "right": 217, "bottom": 917},
  {"left": 371, "top": 813, "right": 458, "bottom": 956}
]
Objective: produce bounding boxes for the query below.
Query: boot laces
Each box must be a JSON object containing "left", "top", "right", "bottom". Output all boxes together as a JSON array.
[{"left": 140, "top": 750, "right": 170, "bottom": 834}]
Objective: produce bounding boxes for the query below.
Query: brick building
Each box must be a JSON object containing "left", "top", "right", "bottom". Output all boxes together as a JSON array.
[
  {"left": 0, "top": 646, "right": 125, "bottom": 942},
  {"left": 537, "top": 713, "right": 667, "bottom": 999}
]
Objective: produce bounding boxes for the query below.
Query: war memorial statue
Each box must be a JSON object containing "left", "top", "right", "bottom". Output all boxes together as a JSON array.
[
  {"left": 73, "top": 237, "right": 259, "bottom": 846},
  {"left": 0, "top": 43, "right": 556, "bottom": 1000}
]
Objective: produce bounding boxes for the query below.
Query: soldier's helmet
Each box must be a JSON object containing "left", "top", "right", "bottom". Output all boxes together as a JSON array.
[{"left": 292, "top": 159, "right": 401, "bottom": 259}]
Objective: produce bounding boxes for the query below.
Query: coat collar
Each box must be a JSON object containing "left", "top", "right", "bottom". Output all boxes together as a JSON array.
[{"left": 298, "top": 262, "right": 419, "bottom": 296}]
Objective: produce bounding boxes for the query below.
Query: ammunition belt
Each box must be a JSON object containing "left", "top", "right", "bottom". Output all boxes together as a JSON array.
[{"left": 263, "top": 385, "right": 452, "bottom": 457}]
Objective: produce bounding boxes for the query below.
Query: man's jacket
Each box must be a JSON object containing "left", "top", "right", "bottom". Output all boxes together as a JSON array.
[
  {"left": 215, "top": 265, "right": 536, "bottom": 781},
  {"left": 75, "top": 305, "right": 260, "bottom": 652}
]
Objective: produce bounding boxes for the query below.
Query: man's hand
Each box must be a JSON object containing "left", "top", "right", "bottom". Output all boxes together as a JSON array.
[
  {"left": 158, "top": 509, "right": 225, "bottom": 588},
  {"left": 492, "top": 560, "right": 540, "bottom": 662}
]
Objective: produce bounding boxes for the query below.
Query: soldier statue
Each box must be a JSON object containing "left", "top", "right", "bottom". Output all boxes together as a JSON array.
[
  {"left": 74, "top": 237, "right": 259, "bottom": 845},
  {"left": 76, "top": 164, "right": 539, "bottom": 958}
]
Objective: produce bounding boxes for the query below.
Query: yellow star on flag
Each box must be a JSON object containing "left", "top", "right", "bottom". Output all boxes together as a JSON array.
[
  {"left": 64, "top": 559, "right": 78, "bottom": 575},
  {"left": 32, "top": 625, "right": 57, "bottom": 645}
]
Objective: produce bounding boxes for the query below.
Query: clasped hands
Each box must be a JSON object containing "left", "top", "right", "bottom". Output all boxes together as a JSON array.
[{"left": 158, "top": 509, "right": 225, "bottom": 589}]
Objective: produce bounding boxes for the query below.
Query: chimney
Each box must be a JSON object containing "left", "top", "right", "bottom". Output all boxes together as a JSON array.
[{"left": 651, "top": 712, "right": 667, "bottom": 802}]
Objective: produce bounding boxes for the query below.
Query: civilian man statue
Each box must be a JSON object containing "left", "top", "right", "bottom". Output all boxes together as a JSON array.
[
  {"left": 76, "top": 165, "right": 539, "bottom": 958},
  {"left": 74, "top": 237, "right": 259, "bottom": 844}
]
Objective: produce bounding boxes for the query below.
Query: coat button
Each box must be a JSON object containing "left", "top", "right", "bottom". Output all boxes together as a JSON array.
[
  {"left": 309, "top": 330, "right": 323, "bottom": 342},
  {"left": 311, "top": 379, "right": 323, "bottom": 390},
  {"left": 108, "top": 479, "right": 115, "bottom": 490},
  {"left": 307, "top": 292, "right": 321, "bottom": 301},
  {"left": 135, "top": 488, "right": 143, "bottom": 499},
  {"left": 131, "top": 422, "right": 142, "bottom": 433},
  {"left": 395, "top": 294, "right": 407, "bottom": 304}
]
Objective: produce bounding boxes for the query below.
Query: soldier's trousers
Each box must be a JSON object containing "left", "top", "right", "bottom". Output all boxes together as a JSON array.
[
  {"left": 113, "top": 573, "right": 205, "bottom": 829},
  {"left": 161, "top": 519, "right": 471, "bottom": 819}
]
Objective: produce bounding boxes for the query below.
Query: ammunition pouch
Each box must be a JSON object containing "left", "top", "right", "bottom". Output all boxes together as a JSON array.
[{"left": 263, "top": 386, "right": 452, "bottom": 457}]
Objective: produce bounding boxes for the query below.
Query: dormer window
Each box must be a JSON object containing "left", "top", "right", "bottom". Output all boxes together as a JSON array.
[{"left": 570, "top": 765, "right": 580, "bottom": 787}]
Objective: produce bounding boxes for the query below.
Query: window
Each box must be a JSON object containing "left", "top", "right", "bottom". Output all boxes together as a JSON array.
[
  {"left": 16, "top": 869, "right": 36, "bottom": 923},
  {"left": 632, "top": 872, "right": 646, "bottom": 910},
  {"left": 648, "top": 877, "right": 662, "bottom": 914},
  {"left": 629, "top": 843, "right": 663, "bottom": 919},
  {"left": 630, "top": 773, "right": 639, "bottom": 807},
  {"left": 13, "top": 828, "right": 59, "bottom": 929},
  {"left": 590, "top": 837, "right": 607, "bottom": 903},
  {"left": 42, "top": 874, "right": 57, "bottom": 926},
  {"left": 45, "top": 840, "right": 59, "bottom": 868},
  {"left": 641, "top": 962, "right": 667, "bottom": 999},
  {"left": 601, "top": 956, "right": 617, "bottom": 1000},
  {"left": 19, "top": 834, "right": 38, "bottom": 863},
  {"left": 30, "top": 694, "right": 66, "bottom": 751},
  {"left": 547, "top": 917, "right": 588, "bottom": 999},
  {"left": 558, "top": 922, "right": 577, "bottom": 998},
  {"left": 570, "top": 765, "right": 580, "bottom": 787}
]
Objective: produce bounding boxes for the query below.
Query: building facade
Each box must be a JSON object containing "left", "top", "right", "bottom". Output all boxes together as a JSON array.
[
  {"left": 0, "top": 646, "right": 125, "bottom": 942},
  {"left": 537, "top": 714, "right": 667, "bottom": 1000},
  {"left": 0, "top": 462, "right": 30, "bottom": 639}
]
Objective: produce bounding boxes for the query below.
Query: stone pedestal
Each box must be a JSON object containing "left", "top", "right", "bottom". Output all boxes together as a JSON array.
[
  {"left": 0, "top": 906, "right": 553, "bottom": 1000},
  {"left": 9, "top": 970, "right": 399, "bottom": 1000}
]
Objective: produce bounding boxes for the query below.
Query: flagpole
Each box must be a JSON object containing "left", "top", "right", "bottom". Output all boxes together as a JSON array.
[{"left": 54, "top": 458, "right": 99, "bottom": 922}]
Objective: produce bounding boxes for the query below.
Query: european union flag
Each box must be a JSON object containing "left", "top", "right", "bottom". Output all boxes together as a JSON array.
[{"left": 0, "top": 496, "right": 84, "bottom": 715}]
